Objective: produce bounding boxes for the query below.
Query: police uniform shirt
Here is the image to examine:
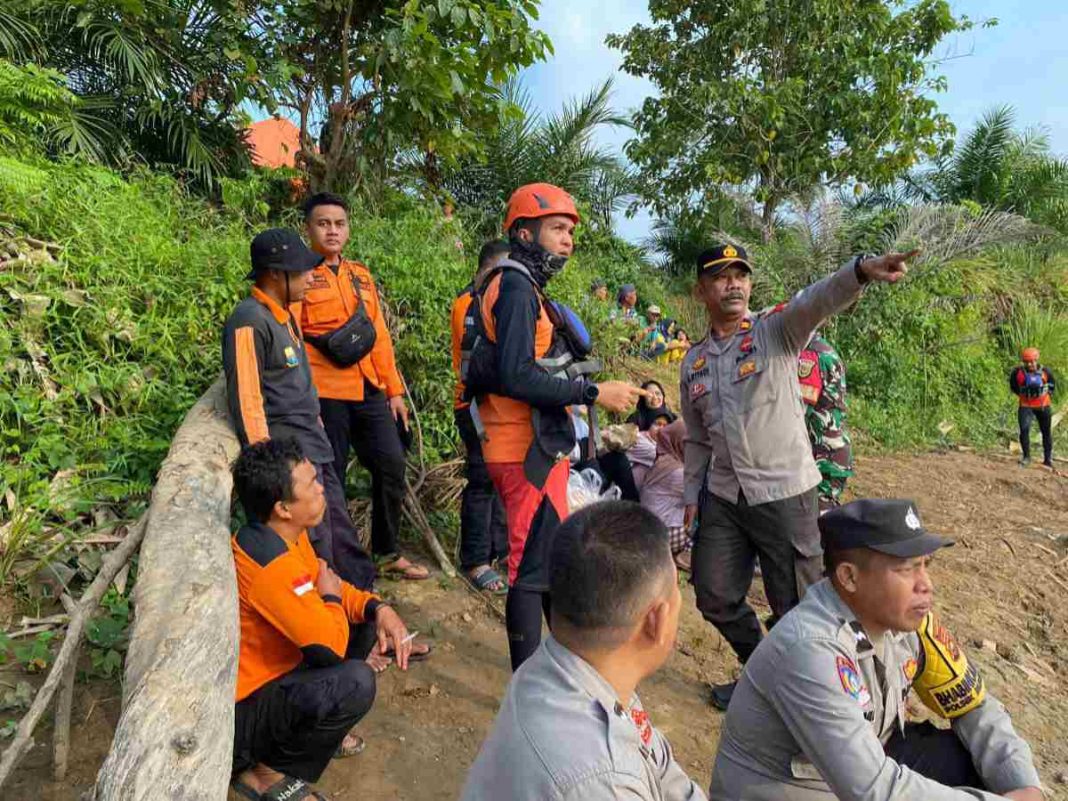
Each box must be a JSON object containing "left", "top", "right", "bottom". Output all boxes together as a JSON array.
[
  {"left": 461, "top": 636, "right": 706, "bottom": 801},
  {"left": 681, "top": 262, "right": 865, "bottom": 507},
  {"left": 710, "top": 579, "right": 1040, "bottom": 801},
  {"left": 222, "top": 286, "right": 334, "bottom": 464}
]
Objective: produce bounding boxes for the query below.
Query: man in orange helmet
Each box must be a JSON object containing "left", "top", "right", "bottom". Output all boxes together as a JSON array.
[
  {"left": 466, "top": 183, "right": 646, "bottom": 669},
  {"left": 1009, "top": 347, "right": 1056, "bottom": 468}
]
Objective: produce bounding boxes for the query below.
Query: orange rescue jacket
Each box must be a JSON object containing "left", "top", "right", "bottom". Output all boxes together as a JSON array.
[
  {"left": 292, "top": 259, "right": 404, "bottom": 402},
  {"left": 232, "top": 522, "right": 380, "bottom": 701}
]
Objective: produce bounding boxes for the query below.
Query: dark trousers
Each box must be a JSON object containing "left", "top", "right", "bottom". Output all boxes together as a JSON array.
[
  {"left": 505, "top": 587, "right": 552, "bottom": 671},
  {"left": 455, "top": 409, "right": 508, "bottom": 571},
  {"left": 692, "top": 488, "right": 822, "bottom": 664},
  {"left": 320, "top": 385, "right": 407, "bottom": 559},
  {"left": 596, "top": 449, "right": 641, "bottom": 502},
  {"left": 886, "top": 722, "right": 986, "bottom": 789},
  {"left": 1018, "top": 406, "right": 1053, "bottom": 464},
  {"left": 310, "top": 462, "right": 376, "bottom": 590},
  {"left": 233, "top": 625, "right": 377, "bottom": 783}
]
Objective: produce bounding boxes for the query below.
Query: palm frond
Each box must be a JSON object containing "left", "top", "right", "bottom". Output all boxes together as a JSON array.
[{"left": 0, "top": 9, "right": 38, "bottom": 61}]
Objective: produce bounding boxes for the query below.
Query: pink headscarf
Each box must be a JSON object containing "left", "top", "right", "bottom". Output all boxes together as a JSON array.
[{"left": 643, "top": 418, "right": 686, "bottom": 491}]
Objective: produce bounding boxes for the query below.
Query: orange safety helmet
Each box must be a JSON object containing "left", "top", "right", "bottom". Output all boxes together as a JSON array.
[
  {"left": 503, "top": 183, "right": 580, "bottom": 233},
  {"left": 1021, "top": 346, "right": 1040, "bottom": 362}
]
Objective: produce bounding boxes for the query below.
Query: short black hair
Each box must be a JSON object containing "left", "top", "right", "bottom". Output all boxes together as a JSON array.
[
  {"left": 823, "top": 545, "right": 875, "bottom": 578},
  {"left": 232, "top": 439, "right": 307, "bottom": 523},
  {"left": 550, "top": 501, "right": 673, "bottom": 645},
  {"left": 303, "top": 192, "right": 348, "bottom": 220},
  {"left": 478, "top": 239, "right": 510, "bottom": 272}
]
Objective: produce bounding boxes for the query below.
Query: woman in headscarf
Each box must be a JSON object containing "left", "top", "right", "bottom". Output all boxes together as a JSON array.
[
  {"left": 626, "top": 380, "right": 676, "bottom": 431},
  {"left": 639, "top": 418, "right": 691, "bottom": 571}
]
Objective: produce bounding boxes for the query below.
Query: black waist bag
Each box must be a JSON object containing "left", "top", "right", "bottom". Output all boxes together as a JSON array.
[{"left": 305, "top": 273, "right": 378, "bottom": 367}]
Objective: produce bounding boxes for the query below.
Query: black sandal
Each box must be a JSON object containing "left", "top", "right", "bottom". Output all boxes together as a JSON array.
[{"left": 232, "top": 776, "right": 330, "bottom": 800}]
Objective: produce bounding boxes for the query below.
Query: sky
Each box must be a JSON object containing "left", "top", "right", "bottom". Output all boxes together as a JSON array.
[{"left": 519, "top": 0, "right": 1068, "bottom": 243}]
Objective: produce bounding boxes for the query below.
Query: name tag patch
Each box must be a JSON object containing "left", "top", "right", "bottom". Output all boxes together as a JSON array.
[{"left": 284, "top": 346, "right": 299, "bottom": 368}]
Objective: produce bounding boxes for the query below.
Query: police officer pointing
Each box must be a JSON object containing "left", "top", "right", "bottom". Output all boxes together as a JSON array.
[
  {"left": 681, "top": 244, "right": 918, "bottom": 708},
  {"left": 710, "top": 498, "right": 1043, "bottom": 801}
]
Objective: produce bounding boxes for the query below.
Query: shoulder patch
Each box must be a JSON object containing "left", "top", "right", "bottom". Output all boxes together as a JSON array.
[{"left": 235, "top": 524, "right": 288, "bottom": 568}]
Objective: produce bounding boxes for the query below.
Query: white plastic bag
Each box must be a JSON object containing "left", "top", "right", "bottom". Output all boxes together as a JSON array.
[{"left": 567, "top": 467, "right": 620, "bottom": 511}]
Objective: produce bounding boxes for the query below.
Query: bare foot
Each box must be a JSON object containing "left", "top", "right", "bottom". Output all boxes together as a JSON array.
[
  {"left": 235, "top": 763, "right": 285, "bottom": 795},
  {"left": 366, "top": 651, "right": 393, "bottom": 673},
  {"left": 378, "top": 555, "right": 430, "bottom": 580}
]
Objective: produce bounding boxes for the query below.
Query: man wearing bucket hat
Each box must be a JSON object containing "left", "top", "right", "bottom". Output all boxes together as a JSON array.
[
  {"left": 1009, "top": 347, "right": 1056, "bottom": 469},
  {"left": 223, "top": 228, "right": 376, "bottom": 594},
  {"left": 681, "top": 243, "right": 918, "bottom": 709},
  {"left": 709, "top": 498, "right": 1043, "bottom": 801}
]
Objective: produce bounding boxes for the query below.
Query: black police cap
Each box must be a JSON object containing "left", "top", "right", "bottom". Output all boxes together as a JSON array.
[
  {"left": 696, "top": 243, "right": 752, "bottom": 277},
  {"left": 818, "top": 498, "right": 953, "bottom": 558},
  {"left": 246, "top": 228, "right": 323, "bottom": 279}
]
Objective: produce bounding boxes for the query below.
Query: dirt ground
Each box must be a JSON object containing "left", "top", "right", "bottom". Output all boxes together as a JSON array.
[{"left": 10, "top": 450, "right": 1068, "bottom": 799}]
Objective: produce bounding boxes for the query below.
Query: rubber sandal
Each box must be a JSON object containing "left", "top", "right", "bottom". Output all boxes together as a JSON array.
[
  {"left": 383, "top": 642, "right": 433, "bottom": 662},
  {"left": 467, "top": 566, "right": 507, "bottom": 595},
  {"left": 334, "top": 732, "right": 366, "bottom": 759},
  {"left": 232, "top": 776, "right": 330, "bottom": 801},
  {"left": 377, "top": 557, "right": 430, "bottom": 581}
]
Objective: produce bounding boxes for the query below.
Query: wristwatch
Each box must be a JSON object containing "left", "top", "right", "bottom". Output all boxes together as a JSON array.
[{"left": 582, "top": 382, "right": 600, "bottom": 405}]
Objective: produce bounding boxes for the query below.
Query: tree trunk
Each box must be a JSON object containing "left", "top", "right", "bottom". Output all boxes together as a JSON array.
[
  {"left": 93, "top": 378, "right": 241, "bottom": 801},
  {"left": 760, "top": 197, "right": 778, "bottom": 243}
]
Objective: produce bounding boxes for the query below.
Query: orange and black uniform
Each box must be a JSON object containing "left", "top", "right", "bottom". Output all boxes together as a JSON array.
[
  {"left": 451, "top": 285, "right": 507, "bottom": 573},
  {"left": 294, "top": 259, "right": 408, "bottom": 560},
  {"left": 477, "top": 264, "right": 589, "bottom": 670},
  {"left": 222, "top": 288, "right": 375, "bottom": 589},
  {"left": 231, "top": 522, "right": 381, "bottom": 783},
  {"left": 1009, "top": 364, "right": 1056, "bottom": 465}
]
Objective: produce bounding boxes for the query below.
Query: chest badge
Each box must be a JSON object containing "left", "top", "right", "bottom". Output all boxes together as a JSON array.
[
  {"left": 629, "top": 708, "right": 654, "bottom": 748},
  {"left": 284, "top": 345, "right": 299, "bottom": 368},
  {"left": 692, "top": 356, "right": 707, "bottom": 372},
  {"left": 903, "top": 657, "right": 918, "bottom": 683},
  {"left": 836, "top": 655, "right": 872, "bottom": 706},
  {"left": 739, "top": 318, "right": 753, "bottom": 332},
  {"left": 798, "top": 359, "right": 817, "bottom": 379},
  {"left": 737, "top": 359, "right": 757, "bottom": 379},
  {"left": 690, "top": 382, "right": 708, "bottom": 400},
  {"left": 739, "top": 335, "right": 754, "bottom": 354}
]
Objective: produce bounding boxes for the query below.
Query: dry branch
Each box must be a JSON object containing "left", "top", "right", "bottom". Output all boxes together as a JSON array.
[
  {"left": 53, "top": 594, "right": 77, "bottom": 782},
  {"left": 0, "top": 514, "right": 147, "bottom": 790}
]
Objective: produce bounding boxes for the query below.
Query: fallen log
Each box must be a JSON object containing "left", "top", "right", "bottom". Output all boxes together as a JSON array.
[{"left": 93, "top": 378, "right": 241, "bottom": 800}]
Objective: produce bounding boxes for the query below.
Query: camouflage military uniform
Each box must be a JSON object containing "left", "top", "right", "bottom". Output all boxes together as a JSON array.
[{"left": 799, "top": 334, "right": 853, "bottom": 511}]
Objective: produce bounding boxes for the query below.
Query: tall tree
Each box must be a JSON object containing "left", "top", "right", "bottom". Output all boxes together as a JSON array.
[
  {"left": 5, "top": 0, "right": 276, "bottom": 186},
  {"left": 922, "top": 106, "right": 1068, "bottom": 232},
  {"left": 270, "top": 0, "right": 550, "bottom": 194},
  {"left": 444, "top": 78, "right": 634, "bottom": 235},
  {"left": 607, "top": 0, "right": 978, "bottom": 241}
]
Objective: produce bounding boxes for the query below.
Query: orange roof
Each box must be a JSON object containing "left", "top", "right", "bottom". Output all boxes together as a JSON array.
[{"left": 246, "top": 118, "right": 301, "bottom": 169}]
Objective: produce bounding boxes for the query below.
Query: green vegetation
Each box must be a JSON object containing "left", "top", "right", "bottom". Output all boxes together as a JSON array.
[
  {"left": 608, "top": 0, "right": 979, "bottom": 240},
  {"left": 0, "top": 0, "right": 1066, "bottom": 688}
]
